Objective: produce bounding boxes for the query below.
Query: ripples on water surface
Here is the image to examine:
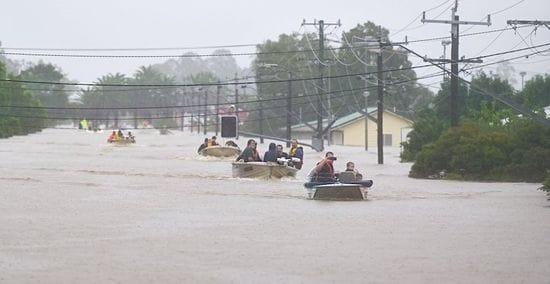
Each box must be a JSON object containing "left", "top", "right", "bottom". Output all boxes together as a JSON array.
[{"left": 1, "top": 128, "right": 548, "bottom": 283}]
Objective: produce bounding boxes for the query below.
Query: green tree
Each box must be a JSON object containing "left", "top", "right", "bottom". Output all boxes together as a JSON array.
[
  {"left": 520, "top": 74, "right": 550, "bottom": 110},
  {"left": 19, "top": 61, "right": 68, "bottom": 109},
  {"left": 80, "top": 73, "right": 129, "bottom": 128},
  {"left": 130, "top": 66, "right": 176, "bottom": 127},
  {"left": 0, "top": 61, "right": 46, "bottom": 137},
  {"left": 402, "top": 71, "right": 517, "bottom": 162},
  {"left": 409, "top": 118, "right": 549, "bottom": 182},
  {"left": 252, "top": 32, "right": 320, "bottom": 136},
  {"left": 337, "top": 22, "right": 434, "bottom": 118},
  {"left": 401, "top": 108, "right": 448, "bottom": 162}
]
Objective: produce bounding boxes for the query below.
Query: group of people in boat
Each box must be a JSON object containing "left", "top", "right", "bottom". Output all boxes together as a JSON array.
[
  {"left": 196, "top": 135, "right": 365, "bottom": 182},
  {"left": 235, "top": 138, "right": 304, "bottom": 169},
  {"left": 107, "top": 130, "right": 135, "bottom": 143},
  {"left": 197, "top": 136, "right": 241, "bottom": 154},
  {"left": 307, "top": 151, "right": 364, "bottom": 183}
]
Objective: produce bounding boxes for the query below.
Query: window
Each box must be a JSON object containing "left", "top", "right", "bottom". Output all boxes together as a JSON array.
[{"left": 383, "top": 134, "right": 392, "bottom": 146}]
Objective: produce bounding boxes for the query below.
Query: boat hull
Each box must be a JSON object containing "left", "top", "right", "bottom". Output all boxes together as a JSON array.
[
  {"left": 201, "top": 146, "right": 241, "bottom": 157},
  {"left": 232, "top": 162, "right": 298, "bottom": 179},
  {"left": 108, "top": 139, "right": 134, "bottom": 145},
  {"left": 304, "top": 180, "right": 373, "bottom": 201}
]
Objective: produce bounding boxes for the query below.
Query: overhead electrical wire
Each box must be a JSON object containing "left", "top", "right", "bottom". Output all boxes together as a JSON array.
[
  {"left": 0, "top": 71, "right": 446, "bottom": 121},
  {"left": 0, "top": 63, "right": 436, "bottom": 88},
  {"left": 0, "top": 43, "right": 258, "bottom": 52},
  {"left": 390, "top": 0, "right": 454, "bottom": 37}
]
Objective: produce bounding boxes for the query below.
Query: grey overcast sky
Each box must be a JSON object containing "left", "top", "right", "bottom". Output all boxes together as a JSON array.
[{"left": 1, "top": 0, "right": 549, "bottom": 89}]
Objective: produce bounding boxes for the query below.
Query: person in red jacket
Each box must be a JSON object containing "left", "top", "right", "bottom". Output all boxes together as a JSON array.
[
  {"left": 107, "top": 131, "right": 117, "bottom": 143},
  {"left": 308, "top": 151, "right": 337, "bottom": 182}
]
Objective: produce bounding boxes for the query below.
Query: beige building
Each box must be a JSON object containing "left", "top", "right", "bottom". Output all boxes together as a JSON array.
[{"left": 291, "top": 108, "right": 414, "bottom": 147}]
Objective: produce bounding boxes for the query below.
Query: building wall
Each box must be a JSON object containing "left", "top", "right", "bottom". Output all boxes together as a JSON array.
[{"left": 330, "top": 112, "right": 412, "bottom": 147}]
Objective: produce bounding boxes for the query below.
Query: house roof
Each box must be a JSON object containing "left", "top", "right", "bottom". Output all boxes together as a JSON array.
[{"left": 291, "top": 108, "right": 412, "bottom": 132}]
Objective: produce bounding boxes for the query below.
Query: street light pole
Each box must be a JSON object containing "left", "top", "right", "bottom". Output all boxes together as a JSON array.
[{"left": 519, "top": 71, "right": 527, "bottom": 89}]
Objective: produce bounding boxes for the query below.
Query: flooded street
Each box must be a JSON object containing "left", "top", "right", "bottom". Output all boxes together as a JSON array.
[{"left": 1, "top": 128, "right": 549, "bottom": 283}]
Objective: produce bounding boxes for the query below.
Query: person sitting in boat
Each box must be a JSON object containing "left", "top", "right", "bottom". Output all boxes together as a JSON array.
[
  {"left": 225, "top": 140, "right": 239, "bottom": 149},
  {"left": 117, "top": 129, "right": 125, "bottom": 140},
  {"left": 276, "top": 144, "right": 289, "bottom": 159},
  {"left": 107, "top": 131, "right": 117, "bottom": 143},
  {"left": 126, "top": 131, "right": 136, "bottom": 143},
  {"left": 263, "top": 142, "right": 278, "bottom": 162},
  {"left": 288, "top": 139, "right": 304, "bottom": 169},
  {"left": 197, "top": 138, "right": 209, "bottom": 154},
  {"left": 236, "top": 139, "right": 261, "bottom": 162},
  {"left": 208, "top": 136, "right": 219, "bottom": 147},
  {"left": 308, "top": 151, "right": 337, "bottom": 182},
  {"left": 275, "top": 144, "right": 291, "bottom": 165},
  {"left": 342, "top": 161, "right": 363, "bottom": 181}
]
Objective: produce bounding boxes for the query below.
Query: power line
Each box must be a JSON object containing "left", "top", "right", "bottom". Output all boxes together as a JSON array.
[
  {"left": 390, "top": 0, "right": 453, "bottom": 37},
  {"left": 465, "top": 42, "right": 550, "bottom": 60},
  {"left": 0, "top": 43, "right": 258, "bottom": 52},
  {"left": 421, "top": 0, "right": 491, "bottom": 126},
  {"left": 0, "top": 63, "right": 435, "bottom": 88},
  {"left": 0, "top": 72, "right": 445, "bottom": 113},
  {"left": 490, "top": 0, "right": 526, "bottom": 16},
  {"left": 0, "top": 26, "right": 533, "bottom": 62}
]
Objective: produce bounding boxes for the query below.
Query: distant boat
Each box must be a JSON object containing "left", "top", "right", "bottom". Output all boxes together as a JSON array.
[
  {"left": 159, "top": 128, "right": 172, "bottom": 135},
  {"left": 231, "top": 161, "right": 298, "bottom": 179},
  {"left": 200, "top": 146, "right": 241, "bottom": 158},
  {"left": 108, "top": 139, "right": 135, "bottom": 145}
]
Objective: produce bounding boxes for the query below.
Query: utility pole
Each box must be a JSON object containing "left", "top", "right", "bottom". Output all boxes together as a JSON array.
[
  {"left": 234, "top": 74, "right": 240, "bottom": 140},
  {"left": 183, "top": 88, "right": 187, "bottom": 132},
  {"left": 422, "top": 0, "right": 490, "bottom": 126},
  {"left": 286, "top": 72, "right": 292, "bottom": 148},
  {"left": 203, "top": 88, "right": 208, "bottom": 135},
  {"left": 259, "top": 63, "right": 293, "bottom": 147},
  {"left": 353, "top": 30, "right": 392, "bottom": 163},
  {"left": 255, "top": 74, "right": 264, "bottom": 144},
  {"left": 215, "top": 82, "right": 221, "bottom": 136},
  {"left": 364, "top": 90, "right": 369, "bottom": 151},
  {"left": 196, "top": 90, "right": 200, "bottom": 134},
  {"left": 301, "top": 19, "right": 341, "bottom": 152},
  {"left": 376, "top": 31, "right": 384, "bottom": 165},
  {"left": 441, "top": 40, "right": 451, "bottom": 80}
]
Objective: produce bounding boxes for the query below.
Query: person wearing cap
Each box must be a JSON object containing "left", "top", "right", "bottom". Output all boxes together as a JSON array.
[{"left": 308, "top": 151, "right": 337, "bottom": 182}]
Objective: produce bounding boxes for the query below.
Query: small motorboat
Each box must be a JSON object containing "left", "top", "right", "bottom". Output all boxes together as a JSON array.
[
  {"left": 108, "top": 139, "right": 135, "bottom": 145},
  {"left": 304, "top": 171, "right": 373, "bottom": 200},
  {"left": 201, "top": 146, "right": 241, "bottom": 158},
  {"left": 159, "top": 127, "right": 172, "bottom": 135},
  {"left": 232, "top": 161, "right": 299, "bottom": 179}
]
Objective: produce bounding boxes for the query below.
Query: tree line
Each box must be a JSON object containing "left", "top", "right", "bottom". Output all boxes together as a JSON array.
[{"left": 401, "top": 71, "right": 550, "bottom": 186}]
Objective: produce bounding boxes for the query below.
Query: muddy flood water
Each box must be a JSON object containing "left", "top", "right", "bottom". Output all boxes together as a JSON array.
[{"left": 1, "top": 128, "right": 549, "bottom": 283}]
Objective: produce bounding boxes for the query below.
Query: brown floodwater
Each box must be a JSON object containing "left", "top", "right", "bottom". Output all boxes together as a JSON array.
[{"left": 1, "top": 128, "right": 549, "bottom": 283}]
